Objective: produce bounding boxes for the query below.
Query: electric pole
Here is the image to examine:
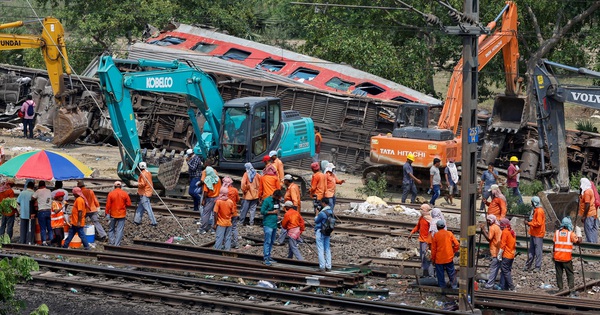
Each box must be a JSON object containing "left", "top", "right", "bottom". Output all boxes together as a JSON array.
[{"left": 446, "top": 0, "right": 486, "bottom": 312}]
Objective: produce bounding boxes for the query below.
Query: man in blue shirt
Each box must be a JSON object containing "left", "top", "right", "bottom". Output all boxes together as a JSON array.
[
  {"left": 315, "top": 197, "right": 333, "bottom": 272},
  {"left": 261, "top": 189, "right": 282, "bottom": 266},
  {"left": 402, "top": 154, "right": 422, "bottom": 203},
  {"left": 478, "top": 162, "right": 499, "bottom": 211},
  {"left": 186, "top": 149, "right": 204, "bottom": 212},
  {"left": 17, "top": 181, "right": 35, "bottom": 244}
]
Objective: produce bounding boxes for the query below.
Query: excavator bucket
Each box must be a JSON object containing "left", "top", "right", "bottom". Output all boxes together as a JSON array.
[
  {"left": 539, "top": 191, "right": 580, "bottom": 232},
  {"left": 156, "top": 157, "right": 185, "bottom": 191},
  {"left": 488, "top": 95, "right": 527, "bottom": 133},
  {"left": 52, "top": 108, "right": 88, "bottom": 145}
]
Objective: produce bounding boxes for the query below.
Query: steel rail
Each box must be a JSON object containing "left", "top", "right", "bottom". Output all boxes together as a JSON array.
[{"left": 1, "top": 253, "right": 459, "bottom": 315}]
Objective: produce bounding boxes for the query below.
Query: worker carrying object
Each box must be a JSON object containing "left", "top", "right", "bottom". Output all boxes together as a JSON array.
[{"left": 553, "top": 217, "right": 582, "bottom": 297}]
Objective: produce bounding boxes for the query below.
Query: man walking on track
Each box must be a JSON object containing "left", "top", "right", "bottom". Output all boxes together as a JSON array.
[{"left": 105, "top": 181, "right": 131, "bottom": 246}]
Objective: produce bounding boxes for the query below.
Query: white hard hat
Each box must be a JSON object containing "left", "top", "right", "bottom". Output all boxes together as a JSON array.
[
  {"left": 284, "top": 201, "right": 294, "bottom": 208},
  {"left": 186, "top": 149, "right": 193, "bottom": 155},
  {"left": 139, "top": 162, "right": 147, "bottom": 170},
  {"left": 283, "top": 174, "right": 293, "bottom": 181},
  {"left": 114, "top": 181, "right": 122, "bottom": 187},
  {"left": 269, "top": 150, "right": 278, "bottom": 157}
]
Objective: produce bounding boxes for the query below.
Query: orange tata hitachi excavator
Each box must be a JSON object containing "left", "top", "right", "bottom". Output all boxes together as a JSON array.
[
  {"left": 365, "top": 1, "right": 522, "bottom": 187},
  {"left": 0, "top": 17, "right": 87, "bottom": 145}
]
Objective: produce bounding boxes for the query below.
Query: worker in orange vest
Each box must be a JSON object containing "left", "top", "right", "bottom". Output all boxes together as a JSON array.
[
  {"left": 409, "top": 204, "right": 433, "bottom": 277},
  {"left": 431, "top": 220, "right": 459, "bottom": 289},
  {"left": 105, "top": 181, "right": 132, "bottom": 246},
  {"left": 50, "top": 191, "right": 66, "bottom": 247},
  {"left": 309, "top": 162, "right": 327, "bottom": 203},
  {"left": 553, "top": 217, "right": 582, "bottom": 297},
  {"left": 524, "top": 196, "right": 545, "bottom": 272},
  {"left": 498, "top": 218, "right": 516, "bottom": 291}
]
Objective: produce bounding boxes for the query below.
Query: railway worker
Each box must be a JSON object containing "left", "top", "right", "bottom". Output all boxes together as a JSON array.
[
  {"left": 261, "top": 189, "right": 283, "bottom": 266},
  {"left": 281, "top": 201, "right": 305, "bottom": 260},
  {"left": 507, "top": 156, "right": 523, "bottom": 205},
  {"left": 402, "top": 153, "right": 421, "bottom": 204},
  {"left": 479, "top": 162, "right": 499, "bottom": 211},
  {"left": 444, "top": 158, "right": 459, "bottom": 206},
  {"left": 63, "top": 187, "right": 91, "bottom": 250},
  {"left": 0, "top": 178, "right": 16, "bottom": 240},
  {"left": 105, "top": 181, "right": 131, "bottom": 246},
  {"left": 309, "top": 162, "right": 327, "bottom": 205},
  {"left": 222, "top": 177, "right": 241, "bottom": 249},
  {"left": 213, "top": 187, "right": 235, "bottom": 250},
  {"left": 50, "top": 191, "right": 66, "bottom": 247},
  {"left": 269, "top": 150, "right": 285, "bottom": 183},
  {"left": 200, "top": 165, "right": 221, "bottom": 234},
  {"left": 240, "top": 162, "right": 262, "bottom": 226},
  {"left": 579, "top": 177, "right": 598, "bottom": 243},
  {"left": 134, "top": 162, "right": 158, "bottom": 227},
  {"left": 315, "top": 197, "right": 333, "bottom": 272},
  {"left": 78, "top": 181, "right": 107, "bottom": 242},
  {"left": 524, "top": 196, "right": 546, "bottom": 273},
  {"left": 20, "top": 94, "right": 35, "bottom": 139},
  {"left": 480, "top": 214, "right": 502, "bottom": 289},
  {"left": 17, "top": 181, "right": 35, "bottom": 244},
  {"left": 276, "top": 173, "right": 301, "bottom": 245},
  {"left": 408, "top": 204, "right": 433, "bottom": 277},
  {"left": 553, "top": 217, "right": 582, "bottom": 297},
  {"left": 431, "top": 220, "right": 459, "bottom": 289},
  {"left": 262, "top": 155, "right": 281, "bottom": 200},
  {"left": 429, "top": 158, "right": 442, "bottom": 206},
  {"left": 484, "top": 184, "right": 507, "bottom": 220},
  {"left": 498, "top": 218, "right": 516, "bottom": 291},
  {"left": 325, "top": 163, "right": 345, "bottom": 210},
  {"left": 51, "top": 181, "right": 69, "bottom": 204},
  {"left": 313, "top": 126, "right": 322, "bottom": 163},
  {"left": 186, "top": 148, "right": 204, "bottom": 212},
  {"left": 32, "top": 181, "right": 53, "bottom": 246}
]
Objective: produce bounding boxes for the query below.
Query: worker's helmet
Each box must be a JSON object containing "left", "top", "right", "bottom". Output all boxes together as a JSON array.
[
  {"left": 139, "top": 162, "right": 147, "bottom": 170},
  {"left": 186, "top": 149, "right": 193, "bottom": 156},
  {"left": 509, "top": 156, "right": 519, "bottom": 162},
  {"left": 407, "top": 153, "right": 415, "bottom": 161}
]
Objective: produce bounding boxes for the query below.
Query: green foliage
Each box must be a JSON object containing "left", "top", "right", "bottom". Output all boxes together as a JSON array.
[
  {"left": 575, "top": 120, "right": 596, "bottom": 132},
  {"left": 519, "top": 180, "right": 544, "bottom": 196},
  {"left": 570, "top": 172, "right": 584, "bottom": 191},
  {"left": 30, "top": 304, "right": 49, "bottom": 315},
  {"left": 0, "top": 256, "right": 40, "bottom": 315},
  {"left": 355, "top": 173, "right": 389, "bottom": 200},
  {"left": 0, "top": 198, "right": 17, "bottom": 216},
  {"left": 0, "top": 234, "right": 10, "bottom": 247},
  {"left": 505, "top": 191, "right": 533, "bottom": 216}
]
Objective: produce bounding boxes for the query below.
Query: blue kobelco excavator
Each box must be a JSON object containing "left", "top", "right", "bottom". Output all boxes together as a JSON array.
[{"left": 96, "top": 56, "right": 314, "bottom": 189}]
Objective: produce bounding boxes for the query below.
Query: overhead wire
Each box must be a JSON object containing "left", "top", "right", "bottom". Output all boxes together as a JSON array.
[{"left": 23, "top": 0, "right": 201, "bottom": 246}]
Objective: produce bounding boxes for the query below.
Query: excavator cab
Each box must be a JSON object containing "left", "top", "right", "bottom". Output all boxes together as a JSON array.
[
  {"left": 392, "top": 103, "right": 451, "bottom": 140},
  {"left": 219, "top": 97, "right": 313, "bottom": 170}
]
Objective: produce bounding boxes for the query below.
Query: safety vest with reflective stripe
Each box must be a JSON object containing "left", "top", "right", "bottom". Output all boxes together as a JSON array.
[
  {"left": 51, "top": 200, "right": 65, "bottom": 229},
  {"left": 553, "top": 229, "right": 573, "bottom": 262}
]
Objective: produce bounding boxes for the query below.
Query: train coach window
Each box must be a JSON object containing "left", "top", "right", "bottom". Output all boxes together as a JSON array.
[
  {"left": 289, "top": 68, "right": 319, "bottom": 82},
  {"left": 148, "top": 36, "right": 186, "bottom": 46},
  {"left": 220, "top": 48, "right": 251, "bottom": 61},
  {"left": 191, "top": 42, "right": 217, "bottom": 53},
  {"left": 353, "top": 83, "right": 386, "bottom": 96},
  {"left": 257, "top": 58, "right": 286, "bottom": 72},
  {"left": 326, "top": 77, "right": 354, "bottom": 91},
  {"left": 392, "top": 96, "right": 412, "bottom": 103}
]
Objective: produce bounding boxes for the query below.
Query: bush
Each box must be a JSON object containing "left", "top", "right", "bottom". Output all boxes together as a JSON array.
[
  {"left": 0, "top": 256, "right": 40, "bottom": 315},
  {"left": 519, "top": 180, "right": 544, "bottom": 196},
  {"left": 355, "top": 173, "right": 389, "bottom": 200},
  {"left": 575, "top": 120, "right": 596, "bottom": 132},
  {"left": 570, "top": 172, "right": 584, "bottom": 191},
  {"left": 505, "top": 188, "right": 532, "bottom": 216}
]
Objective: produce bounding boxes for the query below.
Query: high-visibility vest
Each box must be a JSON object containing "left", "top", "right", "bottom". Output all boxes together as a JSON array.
[
  {"left": 553, "top": 229, "right": 574, "bottom": 262},
  {"left": 51, "top": 203, "right": 65, "bottom": 229}
]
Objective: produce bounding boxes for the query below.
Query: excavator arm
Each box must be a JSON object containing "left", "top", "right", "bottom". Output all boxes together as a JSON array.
[
  {"left": 0, "top": 17, "right": 71, "bottom": 106},
  {"left": 97, "top": 56, "right": 223, "bottom": 186},
  {"left": 439, "top": 1, "right": 519, "bottom": 133},
  {"left": 533, "top": 60, "right": 600, "bottom": 190}
]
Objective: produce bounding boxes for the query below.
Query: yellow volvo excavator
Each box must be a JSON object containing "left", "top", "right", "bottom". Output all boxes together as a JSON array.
[{"left": 0, "top": 17, "right": 86, "bottom": 145}]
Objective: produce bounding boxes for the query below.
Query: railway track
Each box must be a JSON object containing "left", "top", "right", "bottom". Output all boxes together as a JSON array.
[{"left": 0, "top": 252, "right": 457, "bottom": 315}]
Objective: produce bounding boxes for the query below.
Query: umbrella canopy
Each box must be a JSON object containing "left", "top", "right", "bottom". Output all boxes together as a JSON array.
[{"left": 0, "top": 149, "right": 93, "bottom": 181}]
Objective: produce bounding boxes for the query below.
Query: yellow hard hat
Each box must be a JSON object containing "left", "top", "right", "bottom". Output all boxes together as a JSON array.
[
  {"left": 510, "top": 156, "right": 519, "bottom": 162},
  {"left": 407, "top": 153, "right": 415, "bottom": 161}
]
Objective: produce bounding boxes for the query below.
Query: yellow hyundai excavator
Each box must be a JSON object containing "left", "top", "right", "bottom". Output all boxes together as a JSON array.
[{"left": 0, "top": 17, "right": 87, "bottom": 145}]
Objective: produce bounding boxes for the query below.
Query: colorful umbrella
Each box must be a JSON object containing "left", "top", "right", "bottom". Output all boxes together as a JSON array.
[{"left": 0, "top": 149, "right": 93, "bottom": 180}]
